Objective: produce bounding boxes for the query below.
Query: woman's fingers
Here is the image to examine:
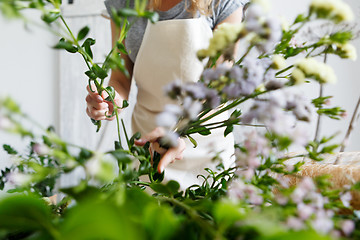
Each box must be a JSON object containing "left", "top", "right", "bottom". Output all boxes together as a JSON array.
[
  {"left": 157, "top": 138, "right": 186, "bottom": 173},
  {"left": 85, "top": 84, "right": 120, "bottom": 121},
  {"left": 134, "top": 127, "right": 165, "bottom": 146}
]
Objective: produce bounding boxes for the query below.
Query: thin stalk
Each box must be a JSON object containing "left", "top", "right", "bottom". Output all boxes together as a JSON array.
[
  {"left": 121, "top": 119, "right": 131, "bottom": 150},
  {"left": 188, "top": 91, "right": 266, "bottom": 129},
  {"left": 236, "top": 44, "right": 254, "bottom": 65},
  {"left": 313, "top": 53, "right": 327, "bottom": 142},
  {"left": 275, "top": 65, "right": 293, "bottom": 76},
  {"left": 336, "top": 95, "right": 360, "bottom": 158}
]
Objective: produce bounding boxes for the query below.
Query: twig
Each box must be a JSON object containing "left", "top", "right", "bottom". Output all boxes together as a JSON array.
[{"left": 334, "top": 95, "right": 360, "bottom": 164}]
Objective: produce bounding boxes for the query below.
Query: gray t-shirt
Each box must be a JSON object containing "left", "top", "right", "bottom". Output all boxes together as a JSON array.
[{"left": 105, "top": 0, "right": 249, "bottom": 63}]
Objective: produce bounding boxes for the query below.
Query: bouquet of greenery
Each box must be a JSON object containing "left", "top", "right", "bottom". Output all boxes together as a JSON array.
[{"left": 0, "top": 0, "right": 359, "bottom": 239}]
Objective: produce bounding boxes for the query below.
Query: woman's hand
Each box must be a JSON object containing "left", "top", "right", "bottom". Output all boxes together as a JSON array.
[
  {"left": 135, "top": 127, "right": 186, "bottom": 173},
  {"left": 85, "top": 84, "right": 123, "bottom": 121}
]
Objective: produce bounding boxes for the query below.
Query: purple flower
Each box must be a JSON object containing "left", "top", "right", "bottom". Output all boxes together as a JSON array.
[
  {"left": 183, "top": 97, "right": 203, "bottom": 120},
  {"left": 341, "top": 220, "right": 355, "bottom": 236},
  {"left": 286, "top": 217, "right": 305, "bottom": 230},
  {"left": 183, "top": 83, "right": 207, "bottom": 99},
  {"left": 156, "top": 111, "right": 178, "bottom": 129},
  {"left": 33, "top": 143, "right": 50, "bottom": 156},
  {"left": 297, "top": 203, "right": 315, "bottom": 220},
  {"left": 160, "top": 131, "right": 179, "bottom": 148}
]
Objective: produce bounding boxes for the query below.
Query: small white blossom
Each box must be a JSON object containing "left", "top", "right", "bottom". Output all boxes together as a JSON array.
[
  {"left": 6, "top": 172, "right": 32, "bottom": 186},
  {"left": 295, "top": 58, "right": 337, "bottom": 84},
  {"left": 310, "top": 0, "right": 354, "bottom": 23}
]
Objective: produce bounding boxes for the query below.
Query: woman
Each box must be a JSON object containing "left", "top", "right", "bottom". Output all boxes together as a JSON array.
[{"left": 86, "top": 0, "right": 248, "bottom": 188}]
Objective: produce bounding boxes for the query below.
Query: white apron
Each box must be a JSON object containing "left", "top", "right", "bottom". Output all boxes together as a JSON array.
[{"left": 132, "top": 17, "right": 234, "bottom": 189}]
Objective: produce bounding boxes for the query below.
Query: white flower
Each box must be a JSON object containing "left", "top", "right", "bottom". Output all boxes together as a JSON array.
[
  {"left": 271, "top": 55, "right": 286, "bottom": 70},
  {"left": 295, "top": 58, "right": 337, "bottom": 84},
  {"left": 85, "top": 154, "right": 116, "bottom": 182},
  {"left": 336, "top": 43, "right": 357, "bottom": 61},
  {"left": 251, "top": 0, "right": 270, "bottom": 12},
  {"left": 6, "top": 172, "right": 32, "bottom": 186},
  {"left": 310, "top": 0, "right": 354, "bottom": 22},
  {"left": 291, "top": 68, "right": 306, "bottom": 85},
  {"left": 33, "top": 143, "right": 50, "bottom": 156},
  {"left": 0, "top": 115, "right": 13, "bottom": 130},
  {"left": 198, "top": 23, "right": 244, "bottom": 58}
]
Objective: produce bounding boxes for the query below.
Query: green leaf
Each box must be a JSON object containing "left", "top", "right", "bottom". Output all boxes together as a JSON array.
[
  {"left": 0, "top": 195, "right": 53, "bottom": 233},
  {"left": 143, "top": 204, "right": 179, "bottom": 240},
  {"left": 166, "top": 180, "right": 180, "bottom": 194},
  {"left": 3, "top": 144, "right": 17, "bottom": 155},
  {"left": 104, "top": 86, "right": 115, "bottom": 101},
  {"left": 82, "top": 38, "right": 96, "bottom": 59},
  {"left": 85, "top": 70, "right": 97, "bottom": 80},
  {"left": 198, "top": 126, "right": 211, "bottom": 136},
  {"left": 117, "top": 8, "right": 138, "bottom": 18},
  {"left": 3, "top": 97, "right": 21, "bottom": 113},
  {"left": 53, "top": 38, "right": 78, "bottom": 53},
  {"left": 109, "top": 150, "right": 131, "bottom": 164},
  {"left": 77, "top": 26, "right": 90, "bottom": 41},
  {"left": 293, "top": 14, "right": 306, "bottom": 24},
  {"left": 60, "top": 200, "right": 143, "bottom": 239},
  {"left": 122, "top": 100, "right": 129, "bottom": 108},
  {"left": 114, "top": 141, "right": 122, "bottom": 150},
  {"left": 41, "top": 11, "right": 60, "bottom": 23},
  {"left": 224, "top": 125, "right": 233, "bottom": 137},
  {"left": 187, "top": 135, "right": 197, "bottom": 148},
  {"left": 142, "top": 11, "right": 159, "bottom": 23},
  {"left": 90, "top": 118, "right": 101, "bottom": 132},
  {"left": 92, "top": 64, "right": 108, "bottom": 80},
  {"left": 116, "top": 42, "right": 128, "bottom": 55}
]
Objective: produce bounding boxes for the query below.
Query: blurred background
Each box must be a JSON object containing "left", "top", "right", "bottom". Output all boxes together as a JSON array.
[{"left": 0, "top": 0, "right": 359, "bottom": 173}]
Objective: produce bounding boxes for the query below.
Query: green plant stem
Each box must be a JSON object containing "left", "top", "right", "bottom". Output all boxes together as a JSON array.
[
  {"left": 314, "top": 53, "right": 327, "bottom": 142},
  {"left": 338, "top": 95, "right": 360, "bottom": 155},
  {"left": 121, "top": 119, "right": 130, "bottom": 149},
  {"left": 186, "top": 91, "right": 267, "bottom": 133},
  {"left": 236, "top": 44, "right": 254, "bottom": 65},
  {"left": 275, "top": 65, "right": 293, "bottom": 76}
]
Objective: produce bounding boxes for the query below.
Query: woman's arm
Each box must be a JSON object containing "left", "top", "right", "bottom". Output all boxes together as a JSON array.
[{"left": 85, "top": 20, "right": 133, "bottom": 121}]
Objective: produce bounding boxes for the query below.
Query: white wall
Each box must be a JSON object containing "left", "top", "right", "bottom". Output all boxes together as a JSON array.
[{"left": 0, "top": 12, "right": 58, "bottom": 169}]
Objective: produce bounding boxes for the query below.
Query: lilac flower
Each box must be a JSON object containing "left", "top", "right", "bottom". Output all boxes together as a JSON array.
[
  {"left": 340, "top": 191, "right": 352, "bottom": 208},
  {"left": 164, "top": 79, "right": 182, "bottom": 99},
  {"left": 228, "top": 179, "right": 263, "bottom": 205},
  {"left": 183, "top": 83, "right": 207, "bottom": 99},
  {"left": 244, "top": 4, "right": 282, "bottom": 53},
  {"left": 33, "top": 143, "right": 50, "bottom": 156},
  {"left": 229, "top": 65, "right": 243, "bottom": 81},
  {"left": 286, "top": 216, "right": 305, "bottom": 230},
  {"left": 160, "top": 131, "right": 179, "bottom": 148},
  {"left": 311, "top": 214, "right": 334, "bottom": 234},
  {"left": 183, "top": 97, "right": 203, "bottom": 120},
  {"left": 156, "top": 111, "right": 178, "bottom": 129},
  {"left": 341, "top": 220, "right": 355, "bottom": 236},
  {"left": 297, "top": 203, "right": 315, "bottom": 220},
  {"left": 204, "top": 88, "right": 221, "bottom": 108}
]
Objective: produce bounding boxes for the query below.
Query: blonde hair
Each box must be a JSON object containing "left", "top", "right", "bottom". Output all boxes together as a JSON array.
[{"left": 148, "top": 0, "right": 214, "bottom": 15}]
